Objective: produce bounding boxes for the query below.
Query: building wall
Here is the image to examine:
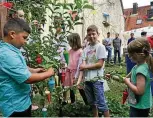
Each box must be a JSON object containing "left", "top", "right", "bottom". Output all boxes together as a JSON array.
[
  {"left": 73, "top": 0, "right": 126, "bottom": 50},
  {"left": 124, "top": 6, "right": 153, "bottom": 31},
  {"left": 43, "top": 0, "right": 126, "bottom": 50},
  {"left": 0, "top": 6, "right": 7, "bottom": 39},
  {"left": 80, "top": 0, "right": 125, "bottom": 42}
]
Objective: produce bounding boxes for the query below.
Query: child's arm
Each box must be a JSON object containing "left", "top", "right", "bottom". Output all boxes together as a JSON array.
[
  {"left": 28, "top": 67, "right": 46, "bottom": 73},
  {"left": 76, "top": 71, "right": 83, "bottom": 85},
  {"left": 76, "top": 60, "right": 86, "bottom": 85},
  {"left": 125, "top": 72, "right": 131, "bottom": 78},
  {"left": 80, "top": 59, "right": 104, "bottom": 70},
  {"left": 124, "top": 73, "right": 145, "bottom": 95},
  {"left": 25, "top": 67, "right": 54, "bottom": 84}
]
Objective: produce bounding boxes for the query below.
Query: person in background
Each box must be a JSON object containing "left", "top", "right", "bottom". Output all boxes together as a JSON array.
[
  {"left": 127, "top": 33, "right": 135, "bottom": 44},
  {"left": 103, "top": 32, "right": 112, "bottom": 63},
  {"left": 113, "top": 33, "right": 122, "bottom": 64},
  {"left": 141, "top": 31, "right": 147, "bottom": 38},
  {"left": 82, "top": 36, "right": 89, "bottom": 49},
  {"left": 78, "top": 25, "right": 109, "bottom": 117},
  {"left": 0, "top": 18, "right": 54, "bottom": 117},
  {"left": 124, "top": 38, "right": 152, "bottom": 117},
  {"left": 126, "top": 33, "right": 136, "bottom": 74},
  {"left": 147, "top": 35, "right": 153, "bottom": 50}
]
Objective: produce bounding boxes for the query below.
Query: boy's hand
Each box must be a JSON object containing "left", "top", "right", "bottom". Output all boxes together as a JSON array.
[
  {"left": 47, "top": 67, "right": 54, "bottom": 76},
  {"left": 105, "top": 74, "right": 111, "bottom": 80},
  {"left": 79, "top": 64, "right": 87, "bottom": 70},
  {"left": 73, "top": 78, "right": 77, "bottom": 84},
  {"left": 76, "top": 82, "right": 81, "bottom": 89},
  {"left": 35, "top": 68, "right": 46, "bottom": 73}
]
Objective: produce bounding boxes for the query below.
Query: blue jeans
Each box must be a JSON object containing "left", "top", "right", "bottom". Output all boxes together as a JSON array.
[
  {"left": 106, "top": 47, "right": 112, "bottom": 62},
  {"left": 114, "top": 49, "right": 121, "bottom": 64},
  {"left": 84, "top": 81, "right": 108, "bottom": 112}
]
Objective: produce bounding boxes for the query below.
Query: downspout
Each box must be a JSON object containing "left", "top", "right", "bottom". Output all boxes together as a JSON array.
[
  {"left": 82, "top": 10, "right": 85, "bottom": 41},
  {"left": 120, "top": 0, "right": 124, "bottom": 14}
]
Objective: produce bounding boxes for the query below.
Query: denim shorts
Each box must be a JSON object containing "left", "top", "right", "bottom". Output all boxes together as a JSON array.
[{"left": 84, "top": 81, "right": 109, "bottom": 112}]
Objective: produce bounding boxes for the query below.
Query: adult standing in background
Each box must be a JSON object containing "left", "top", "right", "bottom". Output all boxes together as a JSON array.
[
  {"left": 127, "top": 33, "right": 135, "bottom": 44},
  {"left": 103, "top": 32, "right": 112, "bottom": 63},
  {"left": 147, "top": 35, "right": 153, "bottom": 50},
  {"left": 113, "top": 33, "right": 122, "bottom": 64},
  {"left": 141, "top": 31, "right": 147, "bottom": 38},
  {"left": 126, "top": 33, "right": 136, "bottom": 74}
]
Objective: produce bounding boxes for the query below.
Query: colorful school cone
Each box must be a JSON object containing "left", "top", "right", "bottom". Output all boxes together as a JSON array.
[
  {"left": 122, "top": 89, "right": 128, "bottom": 104},
  {"left": 42, "top": 107, "right": 47, "bottom": 117},
  {"left": 63, "top": 50, "right": 69, "bottom": 65},
  {"left": 45, "top": 90, "right": 51, "bottom": 103},
  {"left": 48, "top": 76, "right": 55, "bottom": 92},
  {"left": 54, "top": 74, "right": 59, "bottom": 86}
]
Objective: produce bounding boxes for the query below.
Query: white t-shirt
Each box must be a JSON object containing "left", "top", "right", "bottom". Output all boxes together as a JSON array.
[{"left": 82, "top": 43, "right": 107, "bottom": 81}]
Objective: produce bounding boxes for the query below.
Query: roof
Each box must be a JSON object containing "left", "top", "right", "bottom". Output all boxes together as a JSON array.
[{"left": 124, "top": 5, "right": 153, "bottom": 31}]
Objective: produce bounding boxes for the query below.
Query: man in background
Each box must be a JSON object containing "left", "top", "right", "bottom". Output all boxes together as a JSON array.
[
  {"left": 103, "top": 32, "right": 112, "bottom": 63},
  {"left": 113, "top": 33, "right": 122, "bottom": 64},
  {"left": 127, "top": 33, "right": 135, "bottom": 44},
  {"left": 141, "top": 31, "right": 147, "bottom": 38},
  {"left": 147, "top": 35, "right": 153, "bottom": 50}
]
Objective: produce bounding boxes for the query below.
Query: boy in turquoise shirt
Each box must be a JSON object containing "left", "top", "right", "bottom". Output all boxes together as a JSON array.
[{"left": 0, "top": 18, "right": 54, "bottom": 117}]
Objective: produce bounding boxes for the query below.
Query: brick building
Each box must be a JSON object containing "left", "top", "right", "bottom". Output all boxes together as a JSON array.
[{"left": 124, "top": 2, "right": 153, "bottom": 31}]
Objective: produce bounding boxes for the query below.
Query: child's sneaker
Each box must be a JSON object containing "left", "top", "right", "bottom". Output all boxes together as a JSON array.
[{"left": 31, "top": 105, "right": 39, "bottom": 111}]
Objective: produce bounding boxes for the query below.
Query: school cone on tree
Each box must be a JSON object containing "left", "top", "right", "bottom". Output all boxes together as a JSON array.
[
  {"left": 42, "top": 107, "right": 47, "bottom": 117},
  {"left": 122, "top": 89, "right": 128, "bottom": 104},
  {"left": 61, "top": 69, "right": 65, "bottom": 84},
  {"left": 63, "top": 50, "right": 69, "bottom": 65},
  {"left": 45, "top": 90, "right": 51, "bottom": 103}
]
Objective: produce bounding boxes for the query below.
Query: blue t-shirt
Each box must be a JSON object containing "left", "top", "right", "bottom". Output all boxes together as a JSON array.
[
  {"left": 127, "top": 38, "right": 135, "bottom": 44},
  {"left": 0, "top": 41, "right": 32, "bottom": 117}
]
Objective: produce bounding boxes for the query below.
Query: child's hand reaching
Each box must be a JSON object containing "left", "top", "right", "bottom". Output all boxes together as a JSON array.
[
  {"left": 105, "top": 74, "right": 111, "bottom": 80},
  {"left": 123, "top": 77, "right": 130, "bottom": 85},
  {"left": 73, "top": 78, "right": 77, "bottom": 84},
  {"left": 76, "top": 81, "right": 82, "bottom": 89},
  {"left": 79, "top": 64, "right": 87, "bottom": 70},
  {"left": 34, "top": 68, "right": 46, "bottom": 73}
]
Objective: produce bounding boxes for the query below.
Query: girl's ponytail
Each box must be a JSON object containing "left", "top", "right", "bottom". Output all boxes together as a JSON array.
[{"left": 146, "top": 54, "right": 153, "bottom": 73}]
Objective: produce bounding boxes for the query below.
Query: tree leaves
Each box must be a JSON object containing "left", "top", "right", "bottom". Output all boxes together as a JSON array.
[
  {"left": 83, "top": 4, "right": 95, "bottom": 10},
  {"left": 74, "top": 22, "right": 83, "bottom": 25}
]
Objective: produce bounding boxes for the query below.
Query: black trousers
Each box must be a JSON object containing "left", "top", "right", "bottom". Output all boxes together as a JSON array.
[
  {"left": 114, "top": 49, "right": 121, "bottom": 64},
  {"left": 9, "top": 105, "right": 31, "bottom": 117},
  {"left": 130, "top": 106, "right": 150, "bottom": 117},
  {"left": 70, "top": 89, "right": 88, "bottom": 105}
]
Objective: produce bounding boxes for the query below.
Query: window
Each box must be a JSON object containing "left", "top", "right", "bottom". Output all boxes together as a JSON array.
[
  {"left": 136, "top": 19, "right": 142, "bottom": 25},
  {"left": 147, "top": 9, "right": 153, "bottom": 21}
]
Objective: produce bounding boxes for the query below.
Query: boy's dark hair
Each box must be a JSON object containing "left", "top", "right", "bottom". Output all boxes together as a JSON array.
[
  {"left": 141, "top": 31, "right": 147, "bottom": 36},
  {"left": 3, "top": 18, "right": 31, "bottom": 37},
  {"left": 107, "top": 32, "right": 110, "bottom": 34},
  {"left": 87, "top": 25, "right": 99, "bottom": 34}
]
